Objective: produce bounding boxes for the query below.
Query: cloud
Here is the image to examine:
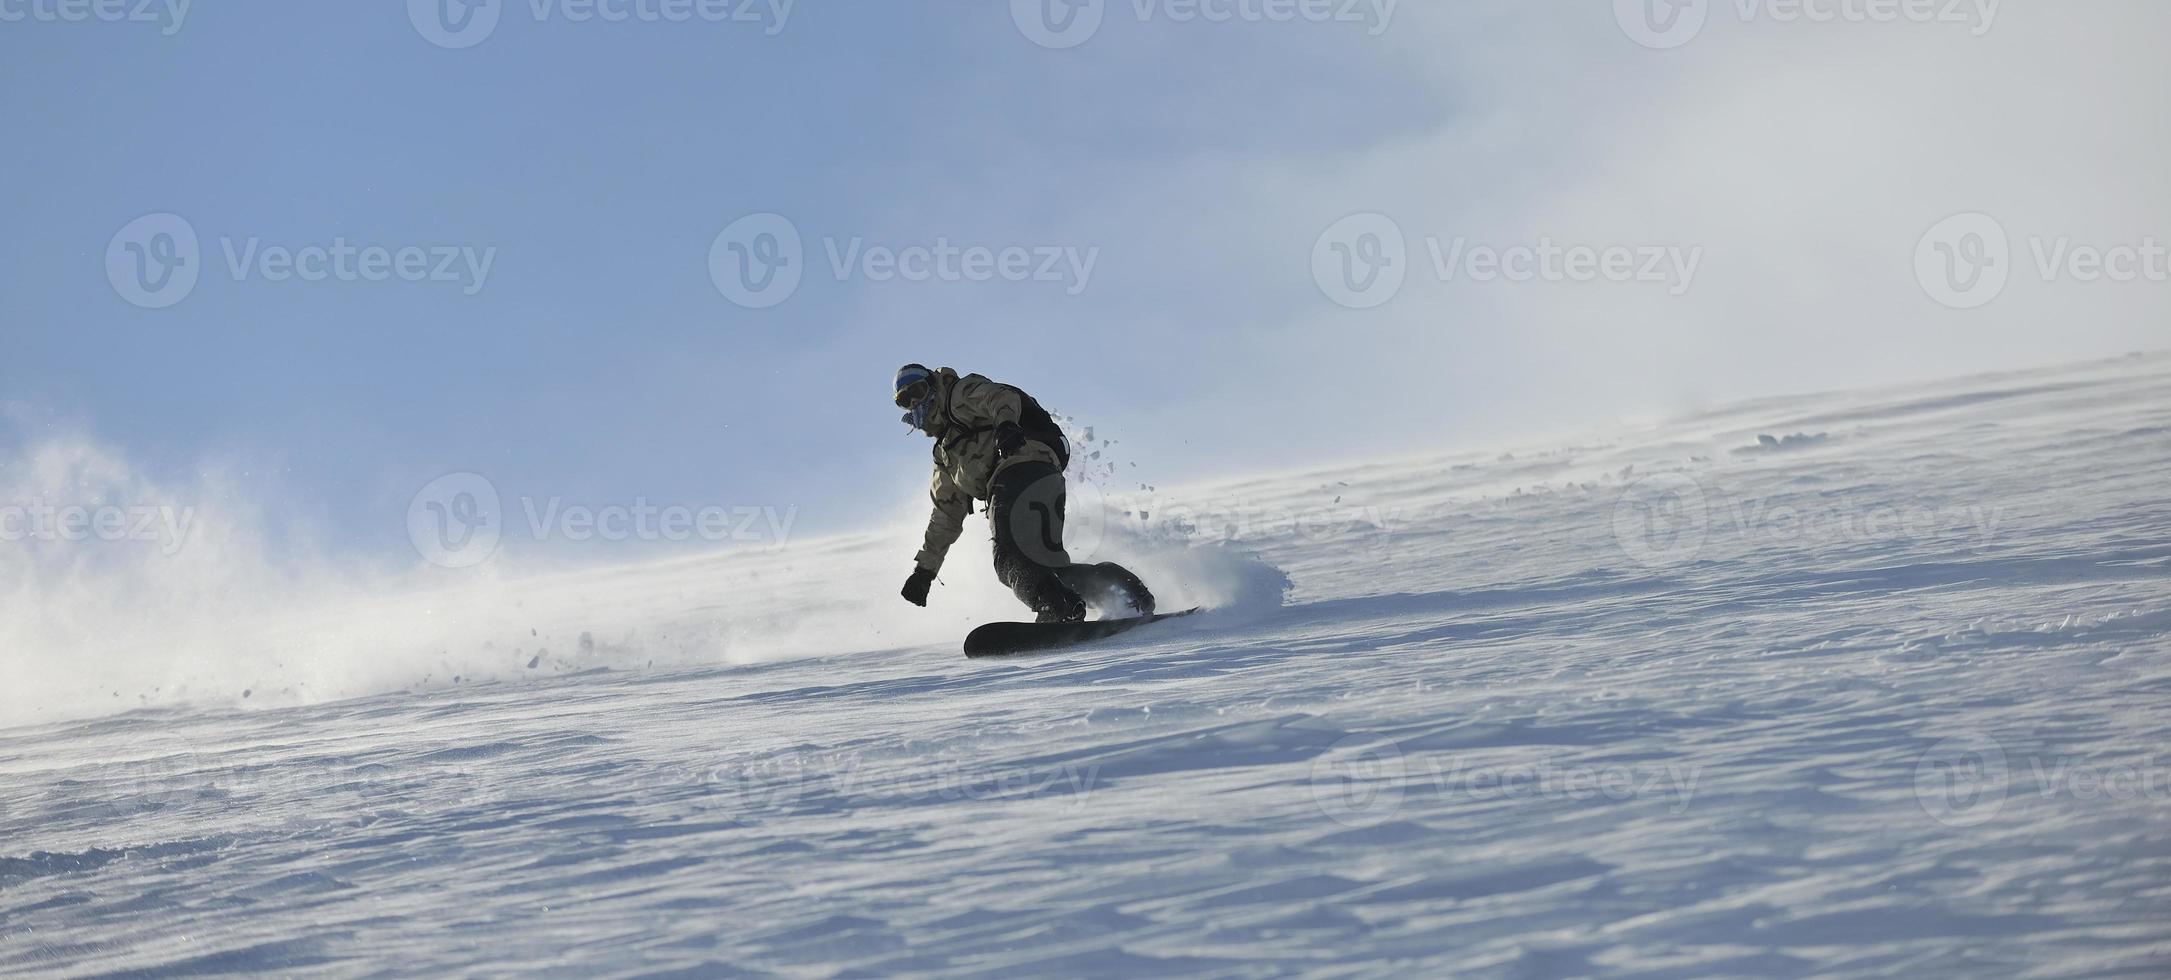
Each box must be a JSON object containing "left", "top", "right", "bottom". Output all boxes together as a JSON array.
[{"left": 870, "top": 3, "right": 2169, "bottom": 477}]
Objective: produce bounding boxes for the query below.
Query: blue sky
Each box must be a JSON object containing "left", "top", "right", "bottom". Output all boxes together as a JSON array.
[{"left": 4, "top": 1, "right": 2166, "bottom": 565}]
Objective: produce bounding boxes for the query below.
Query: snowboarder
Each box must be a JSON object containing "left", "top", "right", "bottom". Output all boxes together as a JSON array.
[{"left": 893, "top": 364, "right": 1154, "bottom": 623}]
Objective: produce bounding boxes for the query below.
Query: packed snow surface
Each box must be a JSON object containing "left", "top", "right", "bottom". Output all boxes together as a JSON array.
[{"left": 4, "top": 354, "right": 2170, "bottom": 976}]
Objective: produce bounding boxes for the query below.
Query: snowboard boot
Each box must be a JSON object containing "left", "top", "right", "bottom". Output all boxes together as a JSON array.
[
  {"left": 1052, "top": 562, "right": 1156, "bottom": 619},
  {"left": 1093, "top": 562, "right": 1155, "bottom": 617},
  {"left": 1031, "top": 578, "right": 1089, "bottom": 624}
]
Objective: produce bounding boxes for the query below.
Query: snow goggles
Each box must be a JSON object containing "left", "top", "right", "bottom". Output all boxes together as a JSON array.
[{"left": 895, "top": 367, "right": 937, "bottom": 429}]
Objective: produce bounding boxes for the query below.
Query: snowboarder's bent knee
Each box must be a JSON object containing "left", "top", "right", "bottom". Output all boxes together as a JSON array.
[{"left": 890, "top": 364, "right": 1154, "bottom": 623}]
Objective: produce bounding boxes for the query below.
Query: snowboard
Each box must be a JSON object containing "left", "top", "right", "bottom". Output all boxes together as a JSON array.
[{"left": 964, "top": 609, "right": 1201, "bottom": 659}]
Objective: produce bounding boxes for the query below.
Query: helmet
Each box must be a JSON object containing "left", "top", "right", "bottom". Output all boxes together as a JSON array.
[{"left": 894, "top": 363, "right": 940, "bottom": 432}]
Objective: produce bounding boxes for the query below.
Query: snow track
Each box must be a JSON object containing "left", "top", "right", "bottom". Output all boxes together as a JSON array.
[{"left": 3, "top": 354, "right": 2169, "bottom": 976}]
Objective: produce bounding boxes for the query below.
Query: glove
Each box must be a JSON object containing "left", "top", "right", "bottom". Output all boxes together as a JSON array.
[
  {"left": 994, "top": 422, "right": 1028, "bottom": 459},
  {"left": 901, "top": 566, "right": 936, "bottom": 607}
]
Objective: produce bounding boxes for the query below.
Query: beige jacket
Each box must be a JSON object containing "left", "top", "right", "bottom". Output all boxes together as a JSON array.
[{"left": 915, "top": 370, "right": 1063, "bottom": 572}]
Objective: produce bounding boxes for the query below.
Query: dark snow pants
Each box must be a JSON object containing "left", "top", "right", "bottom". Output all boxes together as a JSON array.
[{"left": 986, "top": 460, "right": 1153, "bottom": 621}]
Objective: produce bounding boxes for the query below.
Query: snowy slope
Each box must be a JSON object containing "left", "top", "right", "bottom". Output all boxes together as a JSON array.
[{"left": 3, "top": 353, "right": 2169, "bottom": 977}]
